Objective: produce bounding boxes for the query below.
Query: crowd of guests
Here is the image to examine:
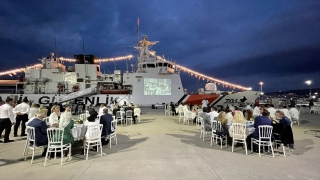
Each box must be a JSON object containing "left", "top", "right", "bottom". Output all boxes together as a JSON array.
[
  {"left": 0, "top": 97, "right": 133, "bottom": 159},
  {"left": 103, "top": 102, "right": 141, "bottom": 124},
  {"left": 0, "top": 97, "right": 50, "bottom": 143},
  {"left": 170, "top": 100, "right": 296, "bottom": 152}
]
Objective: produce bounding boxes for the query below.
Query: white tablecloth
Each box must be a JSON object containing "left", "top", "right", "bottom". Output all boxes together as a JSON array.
[{"left": 72, "top": 124, "right": 85, "bottom": 141}]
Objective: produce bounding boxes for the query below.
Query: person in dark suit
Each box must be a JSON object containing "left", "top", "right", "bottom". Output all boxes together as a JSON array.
[
  {"left": 247, "top": 109, "right": 272, "bottom": 151},
  {"left": 170, "top": 102, "right": 176, "bottom": 116},
  {"left": 100, "top": 108, "right": 113, "bottom": 145},
  {"left": 27, "top": 113, "right": 48, "bottom": 156}
]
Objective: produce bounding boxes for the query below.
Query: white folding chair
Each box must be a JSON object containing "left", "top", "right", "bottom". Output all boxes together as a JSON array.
[
  {"left": 291, "top": 111, "right": 300, "bottom": 125},
  {"left": 135, "top": 108, "right": 141, "bottom": 122},
  {"left": 200, "top": 117, "right": 211, "bottom": 141},
  {"left": 251, "top": 125, "right": 274, "bottom": 157},
  {"left": 178, "top": 111, "right": 184, "bottom": 122},
  {"left": 23, "top": 126, "right": 45, "bottom": 164},
  {"left": 210, "top": 120, "right": 218, "bottom": 145},
  {"left": 183, "top": 111, "right": 193, "bottom": 125},
  {"left": 44, "top": 128, "right": 72, "bottom": 167},
  {"left": 196, "top": 111, "right": 202, "bottom": 126},
  {"left": 116, "top": 111, "right": 123, "bottom": 125},
  {"left": 213, "top": 121, "right": 228, "bottom": 149},
  {"left": 83, "top": 124, "right": 103, "bottom": 160},
  {"left": 231, "top": 123, "right": 248, "bottom": 155},
  {"left": 109, "top": 120, "right": 118, "bottom": 148},
  {"left": 126, "top": 110, "right": 133, "bottom": 125}
]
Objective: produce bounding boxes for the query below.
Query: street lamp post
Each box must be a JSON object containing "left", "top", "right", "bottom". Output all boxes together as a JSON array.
[
  {"left": 305, "top": 80, "right": 312, "bottom": 98},
  {"left": 259, "top": 82, "right": 263, "bottom": 92}
]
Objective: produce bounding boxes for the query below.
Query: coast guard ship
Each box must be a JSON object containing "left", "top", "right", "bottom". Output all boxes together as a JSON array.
[{"left": 0, "top": 35, "right": 260, "bottom": 107}]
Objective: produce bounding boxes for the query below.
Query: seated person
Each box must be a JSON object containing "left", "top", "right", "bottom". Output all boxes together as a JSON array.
[
  {"left": 27, "top": 113, "right": 48, "bottom": 156},
  {"left": 225, "top": 108, "right": 233, "bottom": 125},
  {"left": 233, "top": 111, "right": 246, "bottom": 124},
  {"left": 49, "top": 105, "right": 60, "bottom": 127},
  {"left": 279, "top": 106, "right": 291, "bottom": 120},
  {"left": 100, "top": 108, "right": 113, "bottom": 145},
  {"left": 267, "top": 104, "right": 277, "bottom": 120},
  {"left": 112, "top": 105, "right": 120, "bottom": 116},
  {"left": 216, "top": 112, "right": 230, "bottom": 144},
  {"left": 58, "top": 105, "right": 74, "bottom": 145},
  {"left": 124, "top": 103, "right": 135, "bottom": 122},
  {"left": 209, "top": 107, "right": 219, "bottom": 121},
  {"left": 29, "top": 103, "right": 39, "bottom": 120},
  {"left": 88, "top": 104, "right": 95, "bottom": 114},
  {"left": 246, "top": 109, "right": 272, "bottom": 151},
  {"left": 272, "top": 110, "right": 292, "bottom": 135},
  {"left": 98, "top": 104, "right": 107, "bottom": 117},
  {"left": 134, "top": 105, "right": 141, "bottom": 123},
  {"left": 200, "top": 107, "right": 211, "bottom": 131},
  {"left": 170, "top": 102, "right": 176, "bottom": 116},
  {"left": 84, "top": 111, "right": 99, "bottom": 126}
]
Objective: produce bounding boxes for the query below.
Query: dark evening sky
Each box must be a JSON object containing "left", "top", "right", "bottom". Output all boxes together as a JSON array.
[{"left": 0, "top": 0, "right": 319, "bottom": 92}]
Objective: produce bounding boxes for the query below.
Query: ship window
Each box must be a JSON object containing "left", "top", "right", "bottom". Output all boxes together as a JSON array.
[
  {"left": 96, "top": 66, "right": 100, "bottom": 72},
  {"left": 147, "top": 64, "right": 155, "bottom": 68},
  {"left": 158, "top": 63, "right": 163, "bottom": 67},
  {"left": 142, "top": 64, "right": 146, "bottom": 68},
  {"left": 163, "top": 63, "right": 168, "bottom": 67}
]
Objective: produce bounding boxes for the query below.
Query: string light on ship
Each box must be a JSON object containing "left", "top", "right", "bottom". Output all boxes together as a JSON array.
[
  {"left": 0, "top": 55, "right": 133, "bottom": 76},
  {"left": 0, "top": 64, "right": 43, "bottom": 76},
  {"left": 151, "top": 53, "right": 251, "bottom": 91}
]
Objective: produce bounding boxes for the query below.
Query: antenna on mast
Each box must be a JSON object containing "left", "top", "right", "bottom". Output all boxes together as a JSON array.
[
  {"left": 136, "top": 18, "right": 140, "bottom": 45},
  {"left": 54, "top": 34, "right": 58, "bottom": 63}
]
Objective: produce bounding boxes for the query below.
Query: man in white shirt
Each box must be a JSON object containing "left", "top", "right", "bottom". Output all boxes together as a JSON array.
[
  {"left": 267, "top": 104, "right": 277, "bottom": 120},
  {"left": 209, "top": 107, "right": 219, "bottom": 121},
  {"left": 289, "top": 105, "right": 299, "bottom": 120},
  {"left": 201, "top": 98, "right": 208, "bottom": 110},
  {"left": 244, "top": 103, "right": 252, "bottom": 111},
  {"left": 252, "top": 105, "right": 260, "bottom": 118},
  {"left": 13, "top": 98, "right": 30, "bottom": 137},
  {"left": 0, "top": 97, "right": 15, "bottom": 143}
]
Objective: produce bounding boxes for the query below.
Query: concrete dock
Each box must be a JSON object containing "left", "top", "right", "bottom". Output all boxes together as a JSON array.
[{"left": 0, "top": 108, "right": 320, "bottom": 180}]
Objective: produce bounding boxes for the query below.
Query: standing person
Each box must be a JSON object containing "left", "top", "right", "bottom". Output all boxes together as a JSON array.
[
  {"left": 201, "top": 98, "right": 209, "bottom": 112},
  {"left": 0, "top": 97, "right": 15, "bottom": 143},
  {"left": 309, "top": 100, "right": 314, "bottom": 109},
  {"left": 13, "top": 97, "right": 30, "bottom": 137}
]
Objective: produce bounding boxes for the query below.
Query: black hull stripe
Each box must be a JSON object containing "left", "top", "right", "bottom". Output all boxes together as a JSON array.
[
  {"left": 210, "top": 95, "right": 226, "bottom": 107},
  {"left": 177, "top": 94, "right": 188, "bottom": 104}
]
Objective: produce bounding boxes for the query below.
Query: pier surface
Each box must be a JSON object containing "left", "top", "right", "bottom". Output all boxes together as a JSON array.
[{"left": 0, "top": 108, "right": 320, "bottom": 180}]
